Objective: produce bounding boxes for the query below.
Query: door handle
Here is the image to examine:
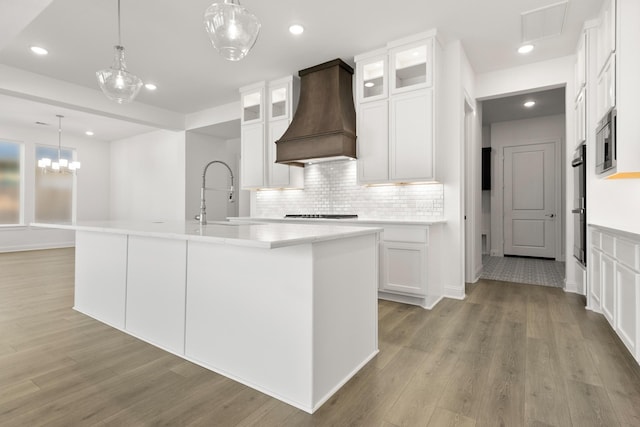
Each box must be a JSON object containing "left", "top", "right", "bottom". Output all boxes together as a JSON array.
[{"left": 546, "top": 214, "right": 555, "bottom": 218}]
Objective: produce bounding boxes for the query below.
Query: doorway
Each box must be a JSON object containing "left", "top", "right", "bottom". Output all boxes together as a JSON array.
[{"left": 477, "top": 87, "right": 566, "bottom": 287}]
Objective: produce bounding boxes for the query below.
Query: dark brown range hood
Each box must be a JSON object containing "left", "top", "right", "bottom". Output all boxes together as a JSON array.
[{"left": 275, "top": 59, "right": 356, "bottom": 167}]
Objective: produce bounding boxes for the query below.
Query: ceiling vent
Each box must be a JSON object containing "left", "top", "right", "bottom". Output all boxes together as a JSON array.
[{"left": 521, "top": 1, "right": 568, "bottom": 43}]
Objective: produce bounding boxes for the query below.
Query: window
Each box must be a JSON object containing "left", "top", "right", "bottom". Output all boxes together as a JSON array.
[
  {"left": 34, "top": 145, "right": 75, "bottom": 223},
  {"left": 0, "top": 141, "right": 22, "bottom": 225}
]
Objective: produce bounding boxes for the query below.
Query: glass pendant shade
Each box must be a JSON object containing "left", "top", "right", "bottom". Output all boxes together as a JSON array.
[
  {"left": 96, "top": 45, "right": 143, "bottom": 104},
  {"left": 204, "top": 0, "right": 261, "bottom": 61}
]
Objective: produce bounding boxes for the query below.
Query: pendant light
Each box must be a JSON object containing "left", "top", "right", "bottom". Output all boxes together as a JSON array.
[
  {"left": 96, "top": 0, "right": 143, "bottom": 104},
  {"left": 203, "top": 0, "right": 261, "bottom": 61},
  {"left": 38, "top": 115, "right": 81, "bottom": 173}
]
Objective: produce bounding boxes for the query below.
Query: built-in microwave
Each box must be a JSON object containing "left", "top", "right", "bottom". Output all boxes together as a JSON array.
[{"left": 596, "top": 107, "right": 616, "bottom": 174}]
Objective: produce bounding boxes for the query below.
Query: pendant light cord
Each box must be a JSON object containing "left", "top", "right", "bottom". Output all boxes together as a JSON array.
[
  {"left": 57, "top": 115, "right": 63, "bottom": 161},
  {"left": 117, "top": 0, "right": 122, "bottom": 46}
]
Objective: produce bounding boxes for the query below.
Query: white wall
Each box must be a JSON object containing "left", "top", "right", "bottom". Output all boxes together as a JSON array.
[
  {"left": 438, "top": 40, "right": 478, "bottom": 299},
  {"left": 0, "top": 121, "right": 110, "bottom": 252},
  {"left": 489, "top": 115, "right": 566, "bottom": 260},
  {"left": 185, "top": 132, "right": 241, "bottom": 221},
  {"left": 110, "top": 129, "right": 186, "bottom": 221}
]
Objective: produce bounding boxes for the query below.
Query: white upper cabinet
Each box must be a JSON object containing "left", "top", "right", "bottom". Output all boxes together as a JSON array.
[
  {"left": 390, "top": 89, "right": 434, "bottom": 181},
  {"left": 575, "top": 88, "right": 586, "bottom": 146},
  {"left": 389, "top": 38, "right": 433, "bottom": 94},
  {"left": 356, "top": 51, "right": 388, "bottom": 103},
  {"left": 241, "top": 84, "right": 264, "bottom": 125},
  {"left": 239, "top": 77, "right": 303, "bottom": 190},
  {"left": 355, "top": 30, "right": 439, "bottom": 185},
  {"left": 596, "top": 0, "right": 616, "bottom": 75},
  {"left": 240, "top": 122, "right": 265, "bottom": 189},
  {"left": 268, "top": 77, "right": 296, "bottom": 121},
  {"left": 608, "top": 0, "right": 640, "bottom": 178},
  {"left": 575, "top": 31, "right": 587, "bottom": 98},
  {"left": 357, "top": 100, "right": 389, "bottom": 183}
]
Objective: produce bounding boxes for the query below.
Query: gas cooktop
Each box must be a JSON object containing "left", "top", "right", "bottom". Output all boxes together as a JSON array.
[{"left": 285, "top": 214, "right": 358, "bottom": 219}]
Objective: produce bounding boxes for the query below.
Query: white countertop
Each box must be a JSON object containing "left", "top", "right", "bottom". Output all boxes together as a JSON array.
[
  {"left": 30, "top": 220, "right": 382, "bottom": 249},
  {"left": 230, "top": 217, "right": 446, "bottom": 226}
]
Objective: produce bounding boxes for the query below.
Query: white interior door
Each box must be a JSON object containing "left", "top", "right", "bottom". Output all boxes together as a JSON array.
[{"left": 503, "top": 142, "right": 557, "bottom": 258}]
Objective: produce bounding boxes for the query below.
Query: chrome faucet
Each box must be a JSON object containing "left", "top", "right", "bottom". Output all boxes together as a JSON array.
[{"left": 197, "top": 160, "right": 234, "bottom": 225}]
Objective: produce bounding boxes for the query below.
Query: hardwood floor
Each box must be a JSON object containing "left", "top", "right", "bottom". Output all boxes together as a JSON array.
[{"left": 2, "top": 248, "right": 640, "bottom": 426}]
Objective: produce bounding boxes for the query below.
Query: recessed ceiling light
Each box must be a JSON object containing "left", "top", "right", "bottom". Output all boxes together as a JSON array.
[
  {"left": 364, "top": 82, "right": 375, "bottom": 88},
  {"left": 289, "top": 24, "right": 304, "bottom": 35},
  {"left": 30, "top": 46, "right": 48, "bottom": 55},
  {"left": 144, "top": 83, "right": 157, "bottom": 91},
  {"left": 524, "top": 100, "right": 536, "bottom": 108},
  {"left": 518, "top": 44, "right": 534, "bottom": 54},
  {"left": 85, "top": 131, "right": 94, "bottom": 136}
]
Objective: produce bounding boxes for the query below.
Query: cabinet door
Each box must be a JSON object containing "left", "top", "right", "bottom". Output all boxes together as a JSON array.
[
  {"left": 358, "top": 100, "right": 389, "bottom": 183},
  {"left": 575, "top": 32, "right": 586, "bottom": 96},
  {"left": 268, "top": 82, "right": 291, "bottom": 121},
  {"left": 381, "top": 241, "right": 427, "bottom": 296},
  {"left": 74, "top": 231, "right": 128, "bottom": 329},
  {"left": 390, "top": 39, "right": 433, "bottom": 94},
  {"left": 268, "top": 119, "right": 293, "bottom": 188},
  {"left": 126, "top": 236, "right": 187, "bottom": 355},
  {"left": 597, "top": 55, "right": 616, "bottom": 120},
  {"left": 601, "top": 253, "right": 616, "bottom": 327},
  {"left": 357, "top": 55, "right": 388, "bottom": 103},
  {"left": 241, "top": 87, "right": 264, "bottom": 124},
  {"left": 597, "top": 0, "right": 616, "bottom": 74},
  {"left": 590, "top": 247, "right": 602, "bottom": 309},
  {"left": 390, "top": 89, "right": 434, "bottom": 181},
  {"left": 241, "top": 122, "right": 265, "bottom": 189},
  {"left": 615, "top": 262, "right": 639, "bottom": 357},
  {"left": 575, "top": 89, "right": 586, "bottom": 145}
]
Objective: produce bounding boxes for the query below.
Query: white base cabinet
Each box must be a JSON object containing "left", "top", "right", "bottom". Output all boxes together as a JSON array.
[
  {"left": 70, "top": 228, "right": 378, "bottom": 414},
  {"left": 588, "top": 225, "right": 640, "bottom": 365},
  {"left": 381, "top": 242, "right": 427, "bottom": 295}
]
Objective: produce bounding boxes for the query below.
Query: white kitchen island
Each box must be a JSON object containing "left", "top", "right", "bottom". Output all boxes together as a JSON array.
[{"left": 31, "top": 220, "right": 381, "bottom": 414}]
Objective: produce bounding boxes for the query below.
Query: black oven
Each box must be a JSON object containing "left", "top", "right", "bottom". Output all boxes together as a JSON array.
[
  {"left": 571, "top": 144, "right": 586, "bottom": 266},
  {"left": 596, "top": 107, "right": 616, "bottom": 174}
]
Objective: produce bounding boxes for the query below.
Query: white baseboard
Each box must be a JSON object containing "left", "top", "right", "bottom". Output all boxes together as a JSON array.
[
  {"left": 444, "top": 286, "right": 465, "bottom": 300},
  {"left": 0, "top": 242, "right": 75, "bottom": 253}
]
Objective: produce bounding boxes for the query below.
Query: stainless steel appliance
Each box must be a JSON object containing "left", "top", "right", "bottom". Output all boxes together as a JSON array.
[
  {"left": 596, "top": 107, "right": 616, "bottom": 174},
  {"left": 571, "top": 144, "right": 586, "bottom": 266}
]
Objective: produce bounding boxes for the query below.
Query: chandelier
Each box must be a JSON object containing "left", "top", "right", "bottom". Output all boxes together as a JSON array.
[
  {"left": 96, "top": 0, "right": 143, "bottom": 103},
  {"left": 203, "top": 0, "right": 261, "bottom": 61},
  {"left": 37, "top": 115, "right": 81, "bottom": 173}
]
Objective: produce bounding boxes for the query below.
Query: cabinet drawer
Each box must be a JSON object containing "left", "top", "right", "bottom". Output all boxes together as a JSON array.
[
  {"left": 602, "top": 233, "right": 615, "bottom": 256},
  {"left": 616, "top": 238, "right": 640, "bottom": 271},
  {"left": 383, "top": 227, "right": 428, "bottom": 244}
]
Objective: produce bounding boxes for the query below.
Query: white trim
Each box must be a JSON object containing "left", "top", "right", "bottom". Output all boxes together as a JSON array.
[
  {"left": 0, "top": 241, "right": 74, "bottom": 253},
  {"left": 444, "top": 286, "right": 466, "bottom": 300}
]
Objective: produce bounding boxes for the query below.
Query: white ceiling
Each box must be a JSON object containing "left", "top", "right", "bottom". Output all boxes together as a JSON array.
[
  {"left": 0, "top": 0, "right": 603, "bottom": 140},
  {"left": 482, "top": 87, "right": 566, "bottom": 125}
]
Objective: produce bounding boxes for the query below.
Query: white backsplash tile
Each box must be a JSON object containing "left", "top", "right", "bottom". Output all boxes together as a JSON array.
[{"left": 255, "top": 160, "right": 444, "bottom": 220}]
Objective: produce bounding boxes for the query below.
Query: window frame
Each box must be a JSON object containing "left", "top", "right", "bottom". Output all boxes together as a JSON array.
[
  {"left": 0, "top": 139, "right": 25, "bottom": 227},
  {"left": 33, "top": 143, "right": 78, "bottom": 224}
]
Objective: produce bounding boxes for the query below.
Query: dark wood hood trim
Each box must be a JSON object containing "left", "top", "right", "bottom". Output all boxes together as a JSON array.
[{"left": 275, "top": 58, "right": 357, "bottom": 165}]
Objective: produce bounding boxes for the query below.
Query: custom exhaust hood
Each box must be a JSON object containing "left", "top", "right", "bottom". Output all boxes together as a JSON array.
[{"left": 275, "top": 59, "right": 356, "bottom": 166}]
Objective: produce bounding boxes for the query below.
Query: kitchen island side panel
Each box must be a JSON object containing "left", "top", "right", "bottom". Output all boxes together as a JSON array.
[
  {"left": 185, "top": 241, "right": 315, "bottom": 411},
  {"left": 74, "top": 231, "right": 128, "bottom": 329},
  {"left": 311, "top": 233, "right": 379, "bottom": 408}
]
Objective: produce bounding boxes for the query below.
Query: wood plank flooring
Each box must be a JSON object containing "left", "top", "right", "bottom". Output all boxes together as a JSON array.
[{"left": 2, "top": 248, "right": 640, "bottom": 426}]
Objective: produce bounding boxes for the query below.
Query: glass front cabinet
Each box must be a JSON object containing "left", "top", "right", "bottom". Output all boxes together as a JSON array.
[
  {"left": 355, "top": 30, "right": 439, "bottom": 185},
  {"left": 389, "top": 38, "right": 433, "bottom": 94}
]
